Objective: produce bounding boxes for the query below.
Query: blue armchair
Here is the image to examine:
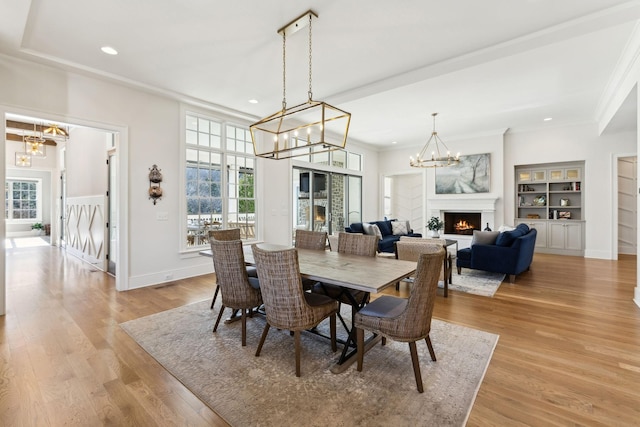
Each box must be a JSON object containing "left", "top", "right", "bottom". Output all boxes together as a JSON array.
[{"left": 456, "top": 224, "right": 537, "bottom": 283}]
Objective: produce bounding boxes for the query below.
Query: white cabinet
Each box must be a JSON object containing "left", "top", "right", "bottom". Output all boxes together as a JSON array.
[
  {"left": 548, "top": 221, "right": 584, "bottom": 255},
  {"left": 517, "top": 169, "right": 546, "bottom": 183},
  {"left": 516, "top": 220, "right": 547, "bottom": 248},
  {"left": 515, "top": 161, "right": 584, "bottom": 256},
  {"left": 549, "top": 167, "right": 581, "bottom": 181}
]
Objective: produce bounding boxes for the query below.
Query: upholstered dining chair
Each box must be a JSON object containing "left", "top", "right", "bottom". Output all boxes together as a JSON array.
[
  {"left": 311, "top": 232, "right": 378, "bottom": 330},
  {"left": 210, "top": 239, "right": 263, "bottom": 346},
  {"left": 251, "top": 244, "right": 338, "bottom": 377},
  {"left": 294, "top": 229, "right": 328, "bottom": 290},
  {"left": 355, "top": 248, "right": 445, "bottom": 393},
  {"left": 208, "top": 228, "right": 258, "bottom": 309},
  {"left": 397, "top": 236, "right": 452, "bottom": 297}
]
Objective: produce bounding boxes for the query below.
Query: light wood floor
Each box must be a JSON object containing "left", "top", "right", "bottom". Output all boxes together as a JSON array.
[{"left": 1, "top": 244, "right": 639, "bottom": 426}]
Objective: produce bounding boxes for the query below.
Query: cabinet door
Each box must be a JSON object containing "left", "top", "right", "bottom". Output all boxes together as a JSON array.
[
  {"left": 548, "top": 222, "right": 567, "bottom": 249},
  {"left": 564, "top": 222, "right": 583, "bottom": 251},
  {"left": 517, "top": 220, "right": 547, "bottom": 248},
  {"left": 549, "top": 167, "right": 581, "bottom": 181}
]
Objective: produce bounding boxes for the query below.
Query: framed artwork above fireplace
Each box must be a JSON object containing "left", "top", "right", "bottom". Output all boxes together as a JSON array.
[{"left": 435, "top": 153, "right": 491, "bottom": 194}]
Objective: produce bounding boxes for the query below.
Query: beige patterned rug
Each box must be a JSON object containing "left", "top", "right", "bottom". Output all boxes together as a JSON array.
[
  {"left": 447, "top": 270, "right": 506, "bottom": 297},
  {"left": 121, "top": 300, "right": 499, "bottom": 427}
]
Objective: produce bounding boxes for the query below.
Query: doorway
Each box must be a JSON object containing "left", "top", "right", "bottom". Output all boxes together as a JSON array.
[
  {"left": 618, "top": 156, "right": 637, "bottom": 255},
  {"left": 383, "top": 172, "right": 424, "bottom": 234}
]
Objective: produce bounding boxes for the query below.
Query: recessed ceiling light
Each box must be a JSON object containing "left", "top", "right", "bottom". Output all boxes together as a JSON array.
[
  {"left": 543, "top": 117, "right": 553, "bottom": 121},
  {"left": 391, "top": 141, "right": 397, "bottom": 144},
  {"left": 101, "top": 46, "right": 118, "bottom": 55},
  {"left": 248, "top": 99, "right": 258, "bottom": 104}
]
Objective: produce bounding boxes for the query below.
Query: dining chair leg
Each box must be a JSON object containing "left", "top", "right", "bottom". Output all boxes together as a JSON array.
[
  {"left": 255, "top": 323, "right": 270, "bottom": 357},
  {"left": 356, "top": 327, "right": 364, "bottom": 371},
  {"left": 210, "top": 286, "right": 219, "bottom": 309},
  {"left": 330, "top": 313, "right": 337, "bottom": 352},
  {"left": 381, "top": 336, "right": 387, "bottom": 346},
  {"left": 241, "top": 308, "right": 247, "bottom": 347},
  {"left": 213, "top": 304, "right": 226, "bottom": 332},
  {"left": 409, "top": 341, "right": 424, "bottom": 393},
  {"left": 294, "top": 330, "right": 301, "bottom": 377},
  {"left": 425, "top": 335, "right": 437, "bottom": 361}
]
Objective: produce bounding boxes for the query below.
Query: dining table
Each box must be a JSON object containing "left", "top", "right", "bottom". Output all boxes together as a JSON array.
[{"left": 201, "top": 243, "right": 418, "bottom": 372}]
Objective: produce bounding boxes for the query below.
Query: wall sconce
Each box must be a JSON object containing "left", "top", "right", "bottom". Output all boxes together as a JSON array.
[{"left": 148, "top": 164, "right": 163, "bottom": 205}]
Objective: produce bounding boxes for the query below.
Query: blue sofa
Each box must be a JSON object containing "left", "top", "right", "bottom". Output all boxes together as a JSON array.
[
  {"left": 456, "top": 224, "right": 537, "bottom": 283},
  {"left": 345, "top": 220, "right": 422, "bottom": 253}
]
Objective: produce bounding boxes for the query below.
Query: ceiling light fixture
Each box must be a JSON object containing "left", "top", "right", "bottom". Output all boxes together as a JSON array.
[
  {"left": 250, "top": 10, "right": 351, "bottom": 160},
  {"left": 101, "top": 46, "right": 118, "bottom": 55},
  {"left": 248, "top": 99, "right": 259, "bottom": 104},
  {"left": 409, "top": 113, "right": 460, "bottom": 168},
  {"left": 24, "top": 123, "right": 46, "bottom": 158},
  {"left": 43, "top": 123, "right": 69, "bottom": 139},
  {"left": 15, "top": 152, "right": 31, "bottom": 167}
]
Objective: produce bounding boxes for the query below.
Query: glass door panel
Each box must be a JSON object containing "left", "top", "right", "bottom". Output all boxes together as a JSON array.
[
  {"left": 347, "top": 176, "right": 362, "bottom": 226},
  {"left": 312, "top": 172, "right": 328, "bottom": 232}
]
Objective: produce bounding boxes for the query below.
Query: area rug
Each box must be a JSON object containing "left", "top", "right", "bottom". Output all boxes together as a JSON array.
[
  {"left": 121, "top": 300, "right": 499, "bottom": 427},
  {"left": 446, "top": 270, "right": 506, "bottom": 297}
]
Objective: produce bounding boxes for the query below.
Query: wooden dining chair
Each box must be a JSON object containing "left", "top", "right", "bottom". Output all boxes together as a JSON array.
[
  {"left": 251, "top": 244, "right": 338, "bottom": 377},
  {"left": 355, "top": 248, "right": 445, "bottom": 393},
  {"left": 210, "top": 239, "right": 263, "bottom": 346},
  {"left": 395, "top": 238, "right": 451, "bottom": 297},
  {"left": 294, "top": 229, "right": 328, "bottom": 290},
  {"left": 208, "top": 228, "right": 258, "bottom": 309}
]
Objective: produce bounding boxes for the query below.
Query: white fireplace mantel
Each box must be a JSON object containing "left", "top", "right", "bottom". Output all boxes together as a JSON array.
[
  {"left": 428, "top": 197, "right": 498, "bottom": 213},
  {"left": 428, "top": 198, "right": 499, "bottom": 242}
]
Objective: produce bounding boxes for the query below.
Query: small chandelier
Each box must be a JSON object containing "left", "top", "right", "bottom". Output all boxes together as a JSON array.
[
  {"left": 43, "top": 123, "right": 69, "bottom": 140},
  {"left": 410, "top": 113, "right": 460, "bottom": 168},
  {"left": 15, "top": 152, "right": 31, "bottom": 167},
  {"left": 24, "top": 123, "right": 46, "bottom": 158},
  {"left": 250, "top": 10, "right": 351, "bottom": 160}
]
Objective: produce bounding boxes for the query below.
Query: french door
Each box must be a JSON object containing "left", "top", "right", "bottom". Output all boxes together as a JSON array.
[{"left": 293, "top": 168, "right": 361, "bottom": 239}]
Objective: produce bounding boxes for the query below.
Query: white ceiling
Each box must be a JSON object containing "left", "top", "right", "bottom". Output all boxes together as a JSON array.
[{"left": 1, "top": 0, "right": 639, "bottom": 149}]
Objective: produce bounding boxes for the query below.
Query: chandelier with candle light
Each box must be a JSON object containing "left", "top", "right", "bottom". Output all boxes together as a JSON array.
[
  {"left": 250, "top": 10, "right": 351, "bottom": 160},
  {"left": 410, "top": 113, "right": 459, "bottom": 168}
]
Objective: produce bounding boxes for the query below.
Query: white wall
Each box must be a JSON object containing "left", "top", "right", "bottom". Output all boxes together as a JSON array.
[{"left": 379, "top": 132, "right": 506, "bottom": 230}]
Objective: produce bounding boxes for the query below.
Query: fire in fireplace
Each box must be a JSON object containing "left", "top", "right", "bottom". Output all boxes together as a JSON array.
[{"left": 444, "top": 212, "right": 481, "bottom": 235}]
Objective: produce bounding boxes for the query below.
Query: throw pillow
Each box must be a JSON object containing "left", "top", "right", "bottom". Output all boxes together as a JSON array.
[
  {"left": 375, "top": 220, "right": 393, "bottom": 236},
  {"left": 362, "top": 223, "right": 374, "bottom": 235},
  {"left": 371, "top": 224, "right": 383, "bottom": 239},
  {"left": 471, "top": 230, "right": 500, "bottom": 246},
  {"left": 498, "top": 224, "right": 515, "bottom": 232},
  {"left": 495, "top": 228, "right": 525, "bottom": 247},
  {"left": 392, "top": 221, "right": 408, "bottom": 235}
]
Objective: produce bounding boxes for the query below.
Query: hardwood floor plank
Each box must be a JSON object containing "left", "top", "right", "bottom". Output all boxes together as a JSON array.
[{"left": 2, "top": 246, "right": 639, "bottom": 426}]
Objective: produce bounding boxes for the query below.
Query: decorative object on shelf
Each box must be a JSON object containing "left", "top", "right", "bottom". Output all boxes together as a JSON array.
[
  {"left": 533, "top": 195, "right": 546, "bottom": 206},
  {"left": 148, "top": 164, "right": 163, "bottom": 205},
  {"left": 410, "top": 113, "right": 460, "bottom": 168},
  {"left": 527, "top": 214, "right": 540, "bottom": 219},
  {"left": 427, "top": 216, "right": 444, "bottom": 238},
  {"left": 250, "top": 10, "right": 351, "bottom": 160},
  {"left": 484, "top": 223, "right": 492, "bottom": 231},
  {"left": 559, "top": 211, "right": 571, "bottom": 219},
  {"left": 560, "top": 198, "right": 570, "bottom": 206}
]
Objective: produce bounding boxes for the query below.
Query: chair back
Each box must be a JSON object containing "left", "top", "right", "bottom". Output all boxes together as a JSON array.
[
  {"left": 209, "top": 228, "right": 241, "bottom": 241},
  {"left": 210, "top": 239, "right": 261, "bottom": 309},
  {"left": 337, "top": 232, "right": 378, "bottom": 257},
  {"left": 251, "top": 245, "right": 321, "bottom": 330},
  {"left": 398, "top": 249, "right": 445, "bottom": 340},
  {"left": 396, "top": 240, "right": 447, "bottom": 281},
  {"left": 400, "top": 236, "right": 446, "bottom": 246},
  {"left": 295, "top": 229, "right": 327, "bottom": 251}
]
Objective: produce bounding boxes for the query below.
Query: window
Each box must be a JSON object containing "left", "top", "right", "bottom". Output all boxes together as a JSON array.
[
  {"left": 5, "top": 179, "right": 41, "bottom": 221},
  {"left": 185, "top": 114, "right": 256, "bottom": 247}
]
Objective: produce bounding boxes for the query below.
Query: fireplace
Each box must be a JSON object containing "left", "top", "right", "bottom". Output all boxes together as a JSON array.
[{"left": 444, "top": 212, "right": 481, "bottom": 235}]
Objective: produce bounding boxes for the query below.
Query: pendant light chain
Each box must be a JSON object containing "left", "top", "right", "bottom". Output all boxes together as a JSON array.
[
  {"left": 308, "top": 12, "right": 313, "bottom": 101},
  {"left": 282, "top": 31, "right": 287, "bottom": 111}
]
